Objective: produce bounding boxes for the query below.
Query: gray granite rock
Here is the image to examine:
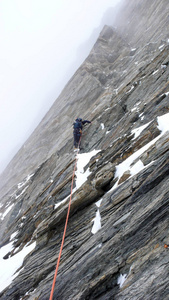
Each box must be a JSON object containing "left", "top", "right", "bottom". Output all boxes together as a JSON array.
[{"left": 0, "top": 1, "right": 169, "bottom": 299}]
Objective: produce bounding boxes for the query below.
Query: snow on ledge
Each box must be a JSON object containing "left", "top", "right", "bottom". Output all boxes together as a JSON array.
[
  {"left": 76, "top": 149, "right": 100, "bottom": 189},
  {"left": 0, "top": 203, "right": 14, "bottom": 221},
  {"left": 0, "top": 241, "right": 36, "bottom": 293},
  {"left": 54, "top": 150, "right": 101, "bottom": 210},
  {"left": 131, "top": 121, "right": 151, "bottom": 140},
  {"left": 115, "top": 112, "right": 169, "bottom": 183}
]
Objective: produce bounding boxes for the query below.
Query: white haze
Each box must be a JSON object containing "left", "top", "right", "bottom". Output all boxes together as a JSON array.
[{"left": 0, "top": 0, "right": 123, "bottom": 174}]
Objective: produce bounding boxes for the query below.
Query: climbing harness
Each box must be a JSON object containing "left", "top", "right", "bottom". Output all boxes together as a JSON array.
[{"left": 49, "top": 136, "right": 82, "bottom": 300}]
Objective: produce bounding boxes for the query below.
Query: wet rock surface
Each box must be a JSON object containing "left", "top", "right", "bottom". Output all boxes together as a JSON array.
[{"left": 0, "top": 0, "right": 169, "bottom": 299}]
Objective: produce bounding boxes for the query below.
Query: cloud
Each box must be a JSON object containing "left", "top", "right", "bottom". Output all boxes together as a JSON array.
[{"left": 0, "top": 0, "right": 122, "bottom": 174}]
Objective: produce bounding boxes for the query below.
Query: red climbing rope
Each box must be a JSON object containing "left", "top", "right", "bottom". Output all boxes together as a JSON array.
[{"left": 49, "top": 137, "right": 81, "bottom": 300}]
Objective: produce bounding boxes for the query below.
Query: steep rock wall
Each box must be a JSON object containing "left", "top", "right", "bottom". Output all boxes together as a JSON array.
[{"left": 0, "top": 0, "right": 169, "bottom": 299}]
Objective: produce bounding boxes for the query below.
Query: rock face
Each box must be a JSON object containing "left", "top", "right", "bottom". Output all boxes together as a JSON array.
[{"left": 0, "top": 0, "right": 169, "bottom": 299}]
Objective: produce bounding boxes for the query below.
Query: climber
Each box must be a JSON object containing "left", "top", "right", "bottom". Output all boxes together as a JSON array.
[{"left": 73, "top": 118, "right": 91, "bottom": 149}]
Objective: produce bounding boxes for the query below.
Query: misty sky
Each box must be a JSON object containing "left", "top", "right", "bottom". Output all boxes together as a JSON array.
[{"left": 0, "top": 0, "right": 122, "bottom": 174}]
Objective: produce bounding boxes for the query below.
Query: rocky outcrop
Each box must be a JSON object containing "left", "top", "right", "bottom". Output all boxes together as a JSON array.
[{"left": 0, "top": 0, "right": 169, "bottom": 299}]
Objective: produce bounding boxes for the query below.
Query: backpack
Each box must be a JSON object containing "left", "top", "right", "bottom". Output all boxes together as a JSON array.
[{"left": 73, "top": 120, "right": 82, "bottom": 132}]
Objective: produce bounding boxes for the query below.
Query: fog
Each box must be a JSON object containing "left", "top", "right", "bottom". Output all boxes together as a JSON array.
[{"left": 0, "top": 0, "right": 123, "bottom": 174}]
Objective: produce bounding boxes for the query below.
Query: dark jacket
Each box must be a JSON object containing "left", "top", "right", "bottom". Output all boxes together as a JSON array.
[{"left": 73, "top": 118, "right": 91, "bottom": 133}]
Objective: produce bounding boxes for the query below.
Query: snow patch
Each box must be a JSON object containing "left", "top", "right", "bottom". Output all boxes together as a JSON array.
[
  {"left": 106, "top": 130, "right": 111, "bottom": 135},
  {"left": 15, "top": 186, "right": 29, "bottom": 200},
  {"left": 139, "top": 112, "right": 144, "bottom": 121},
  {"left": 157, "top": 112, "right": 169, "bottom": 133},
  {"left": 130, "top": 159, "right": 144, "bottom": 176},
  {"left": 159, "top": 44, "right": 165, "bottom": 50},
  {"left": 114, "top": 112, "right": 169, "bottom": 184},
  {"left": 101, "top": 123, "right": 104, "bottom": 130},
  {"left": 15, "top": 173, "right": 34, "bottom": 200},
  {"left": 96, "top": 199, "right": 102, "bottom": 208},
  {"left": 161, "top": 64, "right": 167, "bottom": 69},
  {"left": 131, "top": 121, "right": 151, "bottom": 140},
  {"left": 115, "top": 135, "right": 159, "bottom": 180},
  {"left": 117, "top": 273, "right": 127, "bottom": 288},
  {"left": 131, "top": 101, "right": 141, "bottom": 112},
  {"left": 91, "top": 209, "right": 101, "bottom": 234},
  {"left": 91, "top": 199, "right": 102, "bottom": 234},
  {"left": 76, "top": 150, "right": 100, "bottom": 189},
  {"left": 54, "top": 150, "right": 100, "bottom": 210},
  {"left": 10, "top": 231, "right": 19, "bottom": 241},
  {"left": 54, "top": 189, "right": 76, "bottom": 210},
  {"left": 0, "top": 241, "right": 36, "bottom": 292},
  {"left": 131, "top": 107, "right": 137, "bottom": 112},
  {"left": 0, "top": 203, "right": 14, "bottom": 221},
  {"left": 152, "top": 70, "right": 159, "bottom": 75},
  {"left": 18, "top": 173, "right": 34, "bottom": 189},
  {"left": 126, "top": 85, "right": 134, "bottom": 94}
]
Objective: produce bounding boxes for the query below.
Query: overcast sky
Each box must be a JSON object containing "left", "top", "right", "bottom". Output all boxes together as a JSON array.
[{"left": 0, "top": 0, "right": 122, "bottom": 174}]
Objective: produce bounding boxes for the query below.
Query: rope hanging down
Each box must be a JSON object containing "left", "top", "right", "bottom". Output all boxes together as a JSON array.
[{"left": 49, "top": 137, "right": 81, "bottom": 300}]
